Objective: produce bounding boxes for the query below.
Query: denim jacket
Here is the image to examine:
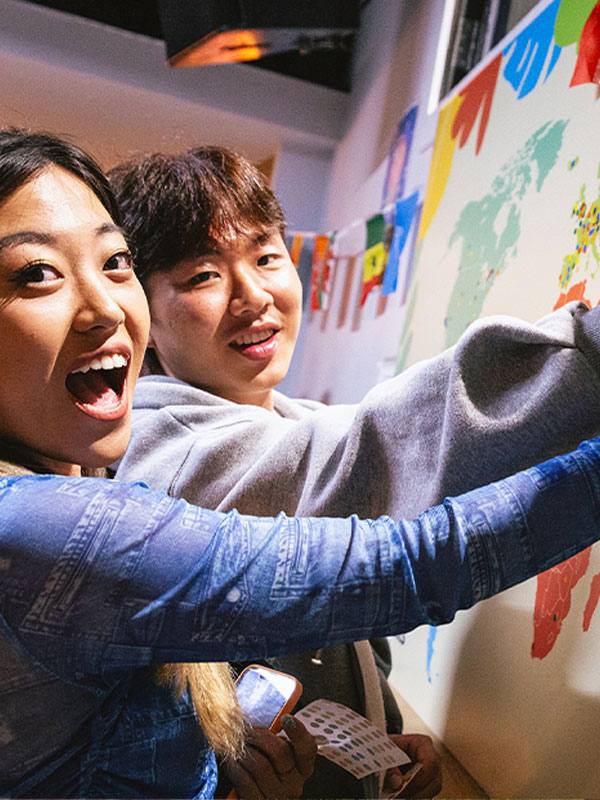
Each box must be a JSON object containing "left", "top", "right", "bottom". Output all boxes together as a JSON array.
[{"left": 2, "top": 438, "right": 600, "bottom": 797}]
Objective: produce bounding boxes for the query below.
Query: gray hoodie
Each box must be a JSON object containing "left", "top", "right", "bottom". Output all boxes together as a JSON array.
[{"left": 116, "top": 300, "right": 600, "bottom": 797}]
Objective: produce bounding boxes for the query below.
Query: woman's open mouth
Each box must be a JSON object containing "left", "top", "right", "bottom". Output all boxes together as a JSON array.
[{"left": 65, "top": 353, "right": 129, "bottom": 420}]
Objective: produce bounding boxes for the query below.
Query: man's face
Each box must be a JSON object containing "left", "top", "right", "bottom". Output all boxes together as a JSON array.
[{"left": 146, "top": 228, "right": 302, "bottom": 410}]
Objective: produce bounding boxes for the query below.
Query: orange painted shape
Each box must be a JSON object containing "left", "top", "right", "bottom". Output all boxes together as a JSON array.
[
  {"left": 452, "top": 53, "right": 503, "bottom": 155},
  {"left": 553, "top": 279, "right": 591, "bottom": 310}
]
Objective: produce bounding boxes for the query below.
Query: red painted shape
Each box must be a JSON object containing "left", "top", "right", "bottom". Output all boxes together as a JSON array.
[
  {"left": 553, "top": 279, "right": 591, "bottom": 310},
  {"left": 531, "top": 548, "right": 591, "bottom": 659},
  {"left": 570, "top": 0, "right": 600, "bottom": 86},
  {"left": 451, "top": 54, "right": 503, "bottom": 155},
  {"left": 583, "top": 571, "right": 600, "bottom": 631}
]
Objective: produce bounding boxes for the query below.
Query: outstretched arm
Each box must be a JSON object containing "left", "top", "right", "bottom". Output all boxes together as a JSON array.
[
  {"left": 120, "top": 304, "right": 600, "bottom": 522},
  {"left": 3, "top": 437, "right": 600, "bottom": 678}
]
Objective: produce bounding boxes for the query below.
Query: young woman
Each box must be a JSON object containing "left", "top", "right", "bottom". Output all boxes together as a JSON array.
[
  {"left": 2, "top": 129, "right": 600, "bottom": 799},
  {"left": 112, "top": 147, "right": 600, "bottom": 798}
]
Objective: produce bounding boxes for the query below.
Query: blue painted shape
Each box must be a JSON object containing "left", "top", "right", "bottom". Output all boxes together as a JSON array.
[
  {"left": 502, "top": 0, "right": 562, "bottom": 99},
  {"left": 382, "top": 191, "right": 420, "bottom": 296},
  {"left": 426, "top": 625, "right": 437, "bottom": 684}
]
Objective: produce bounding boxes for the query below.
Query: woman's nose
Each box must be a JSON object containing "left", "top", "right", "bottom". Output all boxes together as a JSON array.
[
  {"left": 72, "top": 276, "right": 125, "bottom": 333},
  {"left": 229, "top": 265, "right": 273, "bottom": 316}
]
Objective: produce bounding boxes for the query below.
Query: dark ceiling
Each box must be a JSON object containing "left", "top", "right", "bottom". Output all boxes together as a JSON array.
[{"left": 21, "top": 0, "right": 355, "bottom": 91}]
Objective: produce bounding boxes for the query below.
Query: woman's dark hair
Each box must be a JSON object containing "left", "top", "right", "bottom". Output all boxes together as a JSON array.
[
  {"left": 109, "top": 146, "right": 286, "bottom": 283},
  {"left": 0, "top": 128, "right": 121, "bottom": 224}
]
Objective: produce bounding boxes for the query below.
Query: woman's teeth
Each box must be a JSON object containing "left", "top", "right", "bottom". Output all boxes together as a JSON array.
[
  {"left": 232, "top": 329, "right": 276, "bottom": 346},
  {"left": 72, "top": 353, "right": 129, "bottom": 374}
]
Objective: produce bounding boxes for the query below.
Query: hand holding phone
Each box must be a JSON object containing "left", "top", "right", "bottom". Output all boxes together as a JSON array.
[
  {"left": 235, "top": 664, "right": 303, "bottom": 732},
  {"left": 226, "top": 666, "right": 310, "bottom": 799}
]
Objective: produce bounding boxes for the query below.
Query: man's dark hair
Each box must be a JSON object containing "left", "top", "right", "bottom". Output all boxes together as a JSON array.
[{"left": 109, "top": 146, "right": 286, "bottom": 284}]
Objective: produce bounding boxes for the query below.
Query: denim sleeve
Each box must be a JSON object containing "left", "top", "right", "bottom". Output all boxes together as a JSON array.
[{"left": 1, "top": 438, "right": 600, "bottom": 683}]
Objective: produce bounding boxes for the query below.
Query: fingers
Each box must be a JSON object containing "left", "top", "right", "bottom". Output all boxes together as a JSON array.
[
  {"left": 280, "top": 715, "right": 318, "bottom": 779},
  {"left": 225, "top": 756, "right": 266, "bottom": 800},
  {"left": 226, "top": 722, "right": 315, "bottom": 800},
  {"left": 386, "top": 734, "right": 443, "bottom": 798}
]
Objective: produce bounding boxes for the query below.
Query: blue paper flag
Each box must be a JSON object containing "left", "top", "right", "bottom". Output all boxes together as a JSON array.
[{"left": 381, "top": 192, "right": 419, "bottom": 296}]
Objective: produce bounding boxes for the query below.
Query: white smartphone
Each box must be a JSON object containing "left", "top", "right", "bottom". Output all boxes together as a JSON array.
[{"left": 235, "top": 664, "right": 303, "bottom": 732}]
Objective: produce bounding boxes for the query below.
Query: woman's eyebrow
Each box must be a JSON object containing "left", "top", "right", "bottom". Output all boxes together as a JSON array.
[
  {"left": 96, "top": 222, "right": 127, "bottom": 238},
  {"left": 0, "top": 231, "right": 55, "bottom": 252},
  {"left": 0, "top": 224, "right": 125, "bottom": 253}
]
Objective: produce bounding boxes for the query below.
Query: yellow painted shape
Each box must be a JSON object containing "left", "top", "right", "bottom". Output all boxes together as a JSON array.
[{"left": 418, "top": 94, "right": 463, "bottom": 241}]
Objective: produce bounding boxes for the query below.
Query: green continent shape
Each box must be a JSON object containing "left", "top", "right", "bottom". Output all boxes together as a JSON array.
[{"left": 444, "top": 120, "right": 568, "bottom": 347}]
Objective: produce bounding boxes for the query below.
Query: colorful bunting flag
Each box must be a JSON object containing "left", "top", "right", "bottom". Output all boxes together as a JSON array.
[
  {"left": 288, "top": 234, "right": 304, "bottom": 267},
  {"left": 382, "top": 106, "right": 417, "bottom": 207},
  {"left": 361, "top": 214, "right": 387, "bottom": 306},
  {"left": 286, "top": 232, "right": 318, "bottom": 311},
  {"left": 382, "top": 192, "right": 419, "bottom": 296},
  {"left": 310, "top": 233, "right": 336, "bottom": 311}
]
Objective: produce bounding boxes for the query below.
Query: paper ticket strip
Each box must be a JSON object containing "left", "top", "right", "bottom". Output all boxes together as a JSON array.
[{"left": 294, "top": 698, "right": 422, "bottom": 793}]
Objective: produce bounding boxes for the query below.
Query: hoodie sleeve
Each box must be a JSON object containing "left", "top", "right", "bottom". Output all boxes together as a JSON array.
[{"left": 118, "top": 303, "right": 600, "bottom": 525}]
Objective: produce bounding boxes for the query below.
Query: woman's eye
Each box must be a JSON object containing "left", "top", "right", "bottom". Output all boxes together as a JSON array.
[
  {"left": 12, "top": 262, "right": 61, "bottom": 286},
  {"left": 104, "top": 251, "right": 134, "bottom": 272}
]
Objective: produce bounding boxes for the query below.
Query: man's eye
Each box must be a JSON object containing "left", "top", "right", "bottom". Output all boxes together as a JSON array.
[
  {"left": 257, "top": 254, "right": 279, "bottom": 267},
  {"left": 190, "top": 270, "right": 218, "bottom": 285},
  {"left": 12, "top": 262, "right": 61, "bottom": 286},
  {"left": 104, "top": 251, "right": 134, "bottom": 272}
]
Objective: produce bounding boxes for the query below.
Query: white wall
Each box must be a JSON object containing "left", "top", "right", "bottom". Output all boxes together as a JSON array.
[
  {"left": 325, "top": 0, "right": 442, "bottom": 231},
  {"left": 285, "top": 0, "right": 444, "bottom": 402},
  {"left": 0, "top": 0, "right": 344, "bottom": 230}
]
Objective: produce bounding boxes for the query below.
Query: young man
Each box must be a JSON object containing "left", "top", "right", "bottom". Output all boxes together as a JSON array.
[{"left": 112, "top": 146, "right": 600, "bottom": 798}]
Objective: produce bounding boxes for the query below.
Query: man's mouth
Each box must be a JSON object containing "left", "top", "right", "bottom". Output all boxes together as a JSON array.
[
  {"left": 65, "top": 353, "right": 129, "bottom": 419},
  {"left": 230, "top": 329, "right": 277, "bottom": 349}
]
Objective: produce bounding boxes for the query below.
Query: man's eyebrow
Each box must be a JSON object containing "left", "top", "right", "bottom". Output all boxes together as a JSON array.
[
  {"left": 188, "top": 247, "right": 220, "bottom": 260},
  {"left": 253, "top": 230, "right": 277, "bottom": 245}
]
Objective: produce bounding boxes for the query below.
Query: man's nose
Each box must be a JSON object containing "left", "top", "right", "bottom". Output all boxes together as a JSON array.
[{"left": 229, "top": 265, "right": 273, "bottom": 316}]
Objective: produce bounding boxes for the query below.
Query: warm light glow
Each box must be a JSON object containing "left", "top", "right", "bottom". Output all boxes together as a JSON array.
[
  {"left": 168, "top": 26, "right": 347, "bottom": 68},
  {"left": 170, "top": 29, "right": 268, "bottom": 66}
]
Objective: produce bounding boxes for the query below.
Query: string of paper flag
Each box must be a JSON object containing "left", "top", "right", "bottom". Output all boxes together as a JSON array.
[{"left": 285, "top": 191, "right": 421, "bottom": 313}]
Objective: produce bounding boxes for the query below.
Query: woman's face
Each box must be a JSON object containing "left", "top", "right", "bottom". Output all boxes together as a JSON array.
[
  {"left": 145, "top": 228, "right": 302, "bottom": 410},
  {"left": 0, "top": 166, "right": 150, "bottom": 473}
]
